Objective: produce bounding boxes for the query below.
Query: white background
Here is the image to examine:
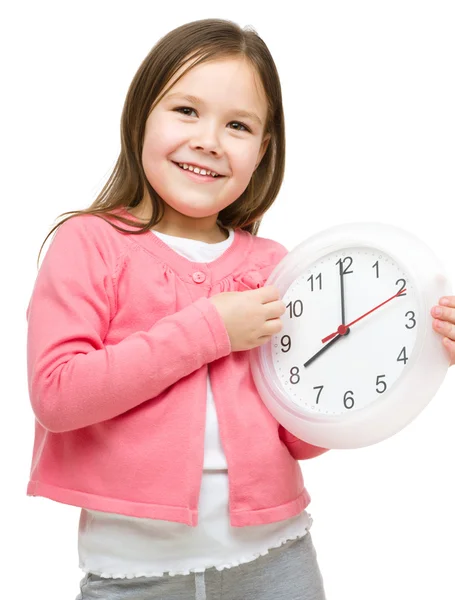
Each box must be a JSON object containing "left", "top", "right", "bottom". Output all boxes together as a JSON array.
[{"left": 2, "top": 1, "right": 454, "bottom": 598}]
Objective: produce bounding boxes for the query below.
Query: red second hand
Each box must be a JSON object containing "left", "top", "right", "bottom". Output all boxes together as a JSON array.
[{"left": 321, "top": 289, "right": 407, "bottom": 344}]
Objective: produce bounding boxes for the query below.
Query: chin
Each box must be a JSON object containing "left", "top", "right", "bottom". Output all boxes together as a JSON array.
[
  {"left": 178, "top": 209, "right": 220, "bottom": 220},
  {"left": 165, "top": 199, "right": 224, "bottom": 219}
]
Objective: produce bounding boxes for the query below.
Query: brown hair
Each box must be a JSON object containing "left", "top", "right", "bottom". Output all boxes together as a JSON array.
[{"left": 36, "top": 18, "right": 286, "bottom": 268}]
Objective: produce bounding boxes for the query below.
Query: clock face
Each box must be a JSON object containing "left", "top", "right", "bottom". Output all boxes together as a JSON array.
[{"left": 271, "top": 246, "right": 419, "bottom": 416}]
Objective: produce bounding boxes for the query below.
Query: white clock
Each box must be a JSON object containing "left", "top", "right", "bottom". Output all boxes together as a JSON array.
[{"left": 250, "top": 223, "right": 452, "bottom": 449}]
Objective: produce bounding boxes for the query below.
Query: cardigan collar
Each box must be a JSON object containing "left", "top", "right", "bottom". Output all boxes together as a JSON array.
[{"left": 113, "top": 207, "right": 253, "bottom": 284}]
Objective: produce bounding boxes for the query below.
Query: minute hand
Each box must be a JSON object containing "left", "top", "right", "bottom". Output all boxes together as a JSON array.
[{"left": 321, "top": 288, "right": 406, "bottom": 344}]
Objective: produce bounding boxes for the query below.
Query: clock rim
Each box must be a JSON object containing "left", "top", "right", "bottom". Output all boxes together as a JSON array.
[{"left": 250, "top": 222, "right": 451, "bottom": 449}]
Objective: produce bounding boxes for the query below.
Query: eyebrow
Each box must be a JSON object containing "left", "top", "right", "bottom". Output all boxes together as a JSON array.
[{"left": 165, "top": 93, "right": 263, "bottom": 127}]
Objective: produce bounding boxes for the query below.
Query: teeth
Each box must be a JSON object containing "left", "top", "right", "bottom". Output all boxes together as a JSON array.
[{"left": 178, "top": 163, "right": 219, "bottom": 177}]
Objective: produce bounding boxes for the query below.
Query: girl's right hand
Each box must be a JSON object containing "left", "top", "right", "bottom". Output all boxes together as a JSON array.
[{"left": 209, "top": 286, "right": 286, "bottom": 352}]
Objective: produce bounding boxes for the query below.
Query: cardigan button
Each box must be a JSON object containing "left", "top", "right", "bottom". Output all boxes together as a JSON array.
[{"left": 192, "top": 271, "right": 206, "bottom": 283}]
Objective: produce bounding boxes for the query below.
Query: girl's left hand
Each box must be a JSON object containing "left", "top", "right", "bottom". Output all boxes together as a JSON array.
[{"left": 431, "top": 296, "right": 455, "bottom": 366}]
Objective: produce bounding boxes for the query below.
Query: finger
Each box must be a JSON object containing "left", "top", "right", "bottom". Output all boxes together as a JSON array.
[
  {"left": 263, "top": 317, "right": 283, "bottom": 336},
  {"left": 439, "top": 295, "right": 455, "bottom": 308},
  {"left": 264, "top": 300, "right": 286, "bottom": 319},
  {"left": 431, "top": 304, "right": 455, "bottom": 325},
  {"left": 432, "top": 317, "right": 455, "bottom": 341},
  {"left": 256, "top": 285, "right": 281, "bottom": 303},
  {"left": 442, "top": 337, "right": 455, "bottom": 367},
  {"left": 257, "top": 334, "right": 273, "bottom": 346},
  {"left": 433, "top": 295, "right": 455, "bottom": 318}
]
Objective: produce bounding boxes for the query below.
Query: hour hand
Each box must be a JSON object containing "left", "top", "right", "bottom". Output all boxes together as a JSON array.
[{"left": 303, "top": 329, "right": 350, "bottom": 368}]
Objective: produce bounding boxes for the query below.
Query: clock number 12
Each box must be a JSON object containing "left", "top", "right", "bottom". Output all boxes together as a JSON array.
[{"left": 336, "top": 257, "right": 353, "bottom": 274}]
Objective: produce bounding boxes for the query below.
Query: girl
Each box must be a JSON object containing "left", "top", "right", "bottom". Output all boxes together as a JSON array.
[{"left": 26, "top": 18, "right": 455, "bottom": 600}]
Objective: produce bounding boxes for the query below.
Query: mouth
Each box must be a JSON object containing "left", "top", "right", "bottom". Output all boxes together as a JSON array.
[{"left": 172, "top": 161, "right": 225, "bottom": 179}]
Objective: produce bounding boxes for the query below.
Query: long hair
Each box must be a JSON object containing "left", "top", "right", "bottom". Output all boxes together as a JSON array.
[{"left": 36, "top": 18, "right": 285, "bottom": 268}]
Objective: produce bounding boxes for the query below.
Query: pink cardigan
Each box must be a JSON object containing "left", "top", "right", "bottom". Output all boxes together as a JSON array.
[{"left": 26, "top": 208, "right": 328, "bottom": 527}]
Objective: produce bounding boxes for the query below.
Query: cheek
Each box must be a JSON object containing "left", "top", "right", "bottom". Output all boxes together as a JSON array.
[
  {"left": 142, "top": 118, "right": 182, "bottom": 164},
  {"left": 142, "top": 131, "right": 180, "bottom": 186},
  {"left": 231, "top": 142, "right": 262, "bottom": 181}
]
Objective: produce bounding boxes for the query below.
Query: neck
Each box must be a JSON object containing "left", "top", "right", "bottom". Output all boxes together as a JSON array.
[{"left": 125, "top": 203, "right": 229, "bottom": 243}]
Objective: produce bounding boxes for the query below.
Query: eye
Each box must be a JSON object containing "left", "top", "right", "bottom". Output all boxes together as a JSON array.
[
  {"left": 174, "top": 106, "right": 197, "bottom": 117},
  {"left": 229, "top": 121, "right": 250, "bottom": 132}
]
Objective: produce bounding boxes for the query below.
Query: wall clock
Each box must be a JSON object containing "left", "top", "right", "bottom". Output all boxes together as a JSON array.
[{"left": 250, "top": 223, "right": 451, "bottom": 448}]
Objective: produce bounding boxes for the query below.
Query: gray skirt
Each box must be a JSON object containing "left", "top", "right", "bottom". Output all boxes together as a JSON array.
[{"left": 76, "top": 532, "right": 326, "bottom": 600}]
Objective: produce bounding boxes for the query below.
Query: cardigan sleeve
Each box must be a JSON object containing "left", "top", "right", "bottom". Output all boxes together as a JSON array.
[
  {"left": 278, "top": 426, "right": 330, "bottom": 460},
  {"left": 26, "top": 216, "right": 231, "bottom": 433}
]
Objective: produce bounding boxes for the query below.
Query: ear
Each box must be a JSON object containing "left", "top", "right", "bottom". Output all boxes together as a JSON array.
[{"left": 255, "top": 133, "right": 271, "bottom": 170}]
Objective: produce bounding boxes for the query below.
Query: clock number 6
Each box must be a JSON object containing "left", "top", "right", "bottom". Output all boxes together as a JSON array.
[{"left": 343, "top": 390, "right": 355, "bottom": 409}]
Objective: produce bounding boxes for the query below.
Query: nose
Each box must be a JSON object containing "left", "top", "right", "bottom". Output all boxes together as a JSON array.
[{"left": 189, "top": 121, "right": 222, "bottom": 155}]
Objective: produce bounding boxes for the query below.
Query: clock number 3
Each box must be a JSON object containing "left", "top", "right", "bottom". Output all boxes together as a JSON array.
[{"left": 405, "top": 311, "right": 416, "bottom": 329}]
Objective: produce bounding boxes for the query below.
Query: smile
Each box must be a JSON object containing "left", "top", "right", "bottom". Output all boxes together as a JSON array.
[{"left": 172, "top": 162, "right": 224, "bottom": 182}]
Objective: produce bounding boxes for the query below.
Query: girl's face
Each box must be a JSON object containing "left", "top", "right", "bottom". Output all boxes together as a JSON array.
[{"left": 141, "top": 56, "right": 270, "bottom": 233}]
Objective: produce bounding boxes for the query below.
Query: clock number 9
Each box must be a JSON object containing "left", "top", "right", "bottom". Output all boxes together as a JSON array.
[
  {"left": 281, "top": 335, "right": 291, "bottom": 352},
  {"left": 343, "top": 390, "right": 355, "bottom": 409}
]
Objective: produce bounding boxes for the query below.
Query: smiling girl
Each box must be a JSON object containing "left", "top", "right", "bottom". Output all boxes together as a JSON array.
[{"left": 26, "top": 17, "right": 455, "bottom": 600}]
